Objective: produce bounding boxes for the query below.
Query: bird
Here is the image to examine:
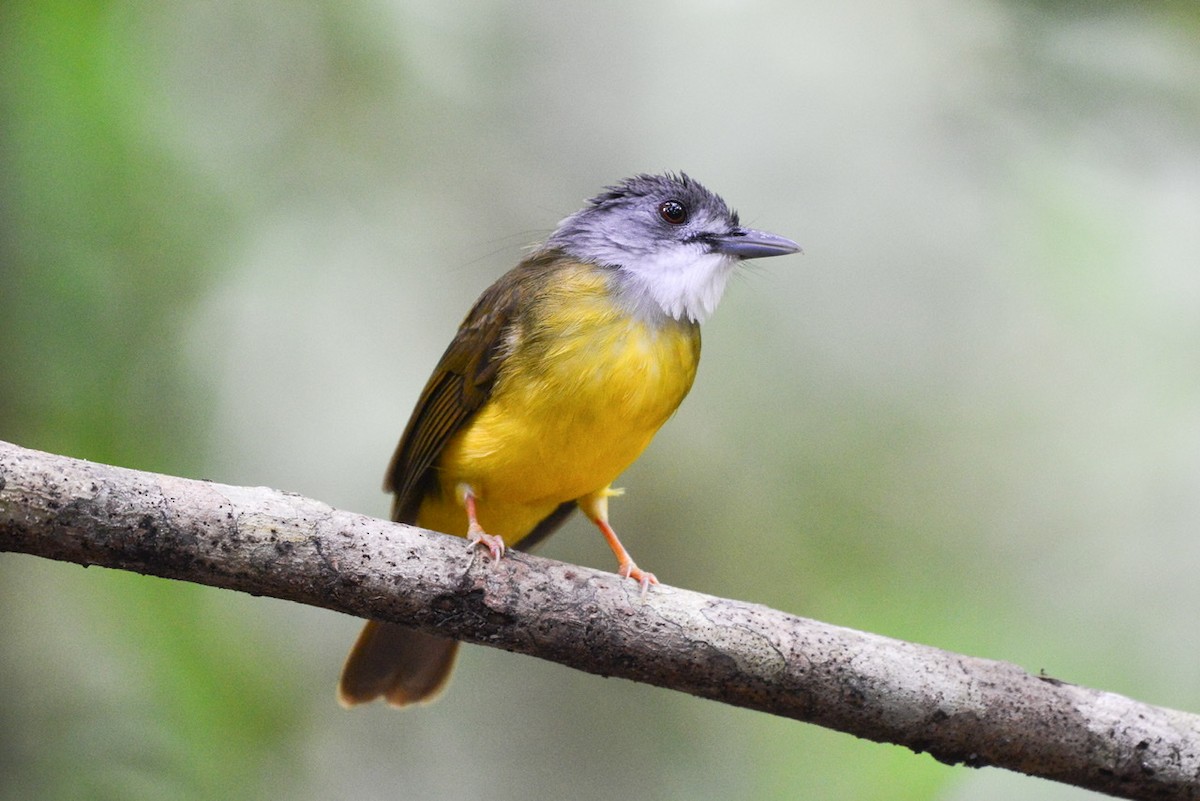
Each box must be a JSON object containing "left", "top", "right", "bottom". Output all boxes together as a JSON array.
[{"left": 337, "top": 172, "right": 801, "bottom": 707}]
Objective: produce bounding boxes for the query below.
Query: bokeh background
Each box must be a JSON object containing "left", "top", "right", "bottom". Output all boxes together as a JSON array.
[{"left": 3, "top": 2, "right": 1200, "bottom": 799}]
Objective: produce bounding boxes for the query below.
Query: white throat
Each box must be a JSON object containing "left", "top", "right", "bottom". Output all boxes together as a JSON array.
[{"left": 617, "top": 246, "right": 738, "bottom": 324}]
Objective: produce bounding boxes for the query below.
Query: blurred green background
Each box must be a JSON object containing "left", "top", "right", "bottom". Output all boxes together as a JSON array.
[{"left": 3, "top": 1, "right": 1199, "bottom": 799}]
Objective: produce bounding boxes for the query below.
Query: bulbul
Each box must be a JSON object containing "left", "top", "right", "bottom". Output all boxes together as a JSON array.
[{"left": 338, "top": 172, "right": 801, "bottom": 707}]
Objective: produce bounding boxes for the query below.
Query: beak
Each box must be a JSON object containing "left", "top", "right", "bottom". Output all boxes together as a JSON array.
[{"left": 710, "top": 227, "right": 803, "bottom": 260}]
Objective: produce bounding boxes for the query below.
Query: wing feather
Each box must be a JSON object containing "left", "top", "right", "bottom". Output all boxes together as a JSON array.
[{"left": 385, "top": 252, "right": 561, "bottom": 524}]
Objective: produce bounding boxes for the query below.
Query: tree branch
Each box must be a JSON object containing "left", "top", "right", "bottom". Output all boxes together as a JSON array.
[{"left": 0, "top": 439, "right": 1196, "bottom": 799}]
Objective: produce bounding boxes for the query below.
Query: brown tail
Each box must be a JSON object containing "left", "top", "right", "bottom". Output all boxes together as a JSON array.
[{"left": 337, "top": 621, "right": 459, "bottom": 707}]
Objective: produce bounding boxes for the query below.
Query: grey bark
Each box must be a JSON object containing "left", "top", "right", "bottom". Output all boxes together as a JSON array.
[{"left": 0, "top": 439, "right": 1197, "bottom": 800}]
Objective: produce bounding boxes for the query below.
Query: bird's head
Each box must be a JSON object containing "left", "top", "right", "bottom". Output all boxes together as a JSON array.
[{"left": 545, "top": 173, "right": 801, "bottom": 323}]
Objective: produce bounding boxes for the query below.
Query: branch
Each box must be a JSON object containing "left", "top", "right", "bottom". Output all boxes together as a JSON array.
[{"left": 0, "top": 440, "right": 1196, "bottom": 799}]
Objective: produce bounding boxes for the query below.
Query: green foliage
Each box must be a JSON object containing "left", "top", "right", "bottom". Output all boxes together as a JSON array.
[{"left": 0, "top": 2, "right": 227, "bottom": 471}]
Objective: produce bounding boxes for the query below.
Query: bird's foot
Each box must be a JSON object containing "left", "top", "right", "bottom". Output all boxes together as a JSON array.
[
  {"left": 461, "top": 485, "right": 504, "bottom": 563},
  {"left": 618, "top": 560, "right": 658, "bottom": 598},
  {"left": 467, "top": 525, "right": 505, "bottom": 563}
]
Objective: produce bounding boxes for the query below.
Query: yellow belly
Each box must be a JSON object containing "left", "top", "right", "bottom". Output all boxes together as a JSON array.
[{"left": 417, "top": 265, "right": 700, "bottom": 544}]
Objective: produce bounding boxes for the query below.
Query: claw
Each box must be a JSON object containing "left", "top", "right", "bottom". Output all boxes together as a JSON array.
[
  {"left": 618, "top": 560, "right": 658, "bottom": 598},
  {"left": 467, "top": 528, "right": 505, "bottom": 563}
]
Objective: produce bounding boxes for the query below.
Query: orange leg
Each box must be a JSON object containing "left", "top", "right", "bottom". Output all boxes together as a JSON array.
[
  {"left": 579, "top": 489, "right": 658, "bottom": 593},
  {"left": 461, "top": 486, "right": 504, "bottom": 563}
]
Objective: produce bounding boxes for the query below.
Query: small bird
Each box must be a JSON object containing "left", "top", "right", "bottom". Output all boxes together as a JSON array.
[{"left": 338, "top": 173, "right": 801, "bottom": 707}]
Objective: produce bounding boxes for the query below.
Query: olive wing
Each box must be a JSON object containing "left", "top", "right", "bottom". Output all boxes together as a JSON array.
[{"left": 384, "top": 260, "right": 536, "bottom": 524}]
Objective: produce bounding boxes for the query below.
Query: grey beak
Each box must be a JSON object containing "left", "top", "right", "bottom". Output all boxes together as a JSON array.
[{"left": 710, "top": 227, "right": 803, "bottom": 260}]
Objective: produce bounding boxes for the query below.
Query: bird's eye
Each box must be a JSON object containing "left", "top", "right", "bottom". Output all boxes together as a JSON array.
[{"left": 658, "top": 200, "right": 687, "bottom": 225}]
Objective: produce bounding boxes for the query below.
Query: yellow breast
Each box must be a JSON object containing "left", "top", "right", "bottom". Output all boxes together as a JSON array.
[{"left": 419, "top": 262, "right": 700, "bottom": 542}]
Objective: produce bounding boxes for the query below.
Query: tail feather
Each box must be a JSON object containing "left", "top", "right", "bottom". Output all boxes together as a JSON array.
[{"left": 337, "top": 621, "right": 459, "bottom": 708}]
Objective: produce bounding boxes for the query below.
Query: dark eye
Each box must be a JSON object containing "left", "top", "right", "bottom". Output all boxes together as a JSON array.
[{"left": 658, "top": 200, "right": 687, "bottom": 225}]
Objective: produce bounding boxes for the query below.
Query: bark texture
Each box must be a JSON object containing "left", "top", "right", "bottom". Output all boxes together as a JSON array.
[{"left": 1, "top": 439, "right": 1197, "bottom": 800}]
